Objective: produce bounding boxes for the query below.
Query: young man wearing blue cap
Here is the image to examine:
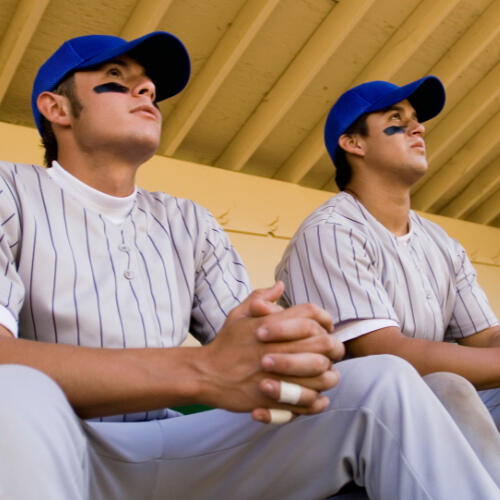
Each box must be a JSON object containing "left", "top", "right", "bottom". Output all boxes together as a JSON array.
[
  {"left": 276, "top": 77, "right": 500, "bottom": 472},
  {"left": 0, "top": 33, "right": 498, "bottom": 499}
]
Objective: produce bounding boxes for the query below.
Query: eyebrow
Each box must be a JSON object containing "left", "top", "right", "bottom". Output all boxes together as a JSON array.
[
  {"left": 382, "top": 104, "right": 418, "bottom": 120},
  {"left": 102, "top": 58, "right": 128, "bottom": 68}
]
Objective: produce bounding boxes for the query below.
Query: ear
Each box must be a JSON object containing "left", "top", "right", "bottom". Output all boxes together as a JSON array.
[
  {"left": 338, "top": 133, "right": 365, "bottom": 159},
  {"left": 36, "top": 91, "right": 72, "bottom": 128}
]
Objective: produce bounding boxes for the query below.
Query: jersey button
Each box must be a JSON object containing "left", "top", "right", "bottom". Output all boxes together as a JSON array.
[
  {"left": 119, "top": 244, "right": 130, "bottom": 252},
  {"left": 123, "top": 270, "right": 134, "bottom": 280}
]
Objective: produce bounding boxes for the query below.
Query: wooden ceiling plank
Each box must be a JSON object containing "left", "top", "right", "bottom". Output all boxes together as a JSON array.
[
  {"left": 467, "top": 188, "right": 500, "bottom": 225},
  {"left": 158, "top": 0, "right": 280, "bottom": 157},
  {"left": 274, "top": 0, "right": 460, "bottom": 184},
  {"left": 423, "top": 0, "right": 500, "bottom": 136},
  {"left": 351, "top": 0, "right": 460, "bottom": 87},
  {"left": 428, "top": 0, "right": 500, "bottom": 88},
  {"left": 440, "top": 156, "right": 500, "bottom": 218},
  {"left": 215, "top": 0, "right": 376, "bottom": 172},
  {"left": 120, "top": 0, "right": 174, "bottom": 40},
  {"left": 0, "top": 0, "right": 50, "bottom": 105},
  {"left": 412, "top": 111, "right": 500, "bottom": 212}
]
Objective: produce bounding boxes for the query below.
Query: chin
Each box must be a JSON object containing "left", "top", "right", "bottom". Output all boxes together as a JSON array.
[{"left": 118, "top": 136, "right": 159, "bottom": 163}]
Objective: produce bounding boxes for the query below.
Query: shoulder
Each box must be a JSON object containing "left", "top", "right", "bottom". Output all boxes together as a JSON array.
[
  {"left": 136, "top": 188, "right": 221, "bottom": 236},
  {"left": 411, "top": 212, "right": 462, "bottom": 251},
  {"left": 0, "top": 161, "right": 49, "bottom": 207},
  {"left": 299, "top": 192, "right": 370, "bottom": 233}
]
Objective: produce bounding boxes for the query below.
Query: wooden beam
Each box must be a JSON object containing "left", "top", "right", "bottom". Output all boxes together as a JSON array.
[
  {"left": 466, "top": 188, "right": 500, "bottom": 226},
  {"left": 424, "top": 0, "right": 500, "bottom": 135},
  {"left": 158, "top": 0, "right": 280, "bottom": 156},
  {"left": 120, "top": 0, "right": 174, "bottom": 40},
  {"left": 412, "top": 111, "right": 500, "bottom": 212},
  {"left": 215, "top": 0, "right": 376, "bottom": 172},
  {"left": 273, "top": 0, "right": 460, "bottom": 184},
  {"left": 0, "top": 0, "right": 49, "bottom": 105},
  {"left": 440, "top": 156, "right": 500, "bottom": 218}
]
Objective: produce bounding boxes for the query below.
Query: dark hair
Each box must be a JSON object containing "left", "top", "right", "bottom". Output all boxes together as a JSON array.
[
  {"left": 39, "top": 74, "right": 82, "bottom": 167},
  {"left": 334, "top": 113, "right": 369, "bottom": 191}
]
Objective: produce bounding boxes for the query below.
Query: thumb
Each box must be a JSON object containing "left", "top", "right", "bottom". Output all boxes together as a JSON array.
[
  {"left": 230, "top": 282, "right": 285, "bottom": 319},
  {"left": 252, "top": 281, "right": 284, "bottom": 303}
]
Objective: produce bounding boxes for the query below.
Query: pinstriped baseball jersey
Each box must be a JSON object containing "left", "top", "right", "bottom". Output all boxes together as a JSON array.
[
  {"left": 0, "top": 161, "right": 251, "bottom": 420},
  {"left": 276, "top": 192, "right": 498, "bottom": 343}
]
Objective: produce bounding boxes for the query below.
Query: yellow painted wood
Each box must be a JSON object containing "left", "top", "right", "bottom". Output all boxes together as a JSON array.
[
  {"left": 215, "top": 0, "right": 376, "bottom": 172},
  {"left": 441, "top": 156, "right": 500, "bottom": 218},
  {"left": 467, "top": 189, "right": 500, "bottom": 225},
  {"left": 423, "top": 0, "right": 500, "bottom": 136},
  {"left": 158, "top": 0, "right": 280, "bottom": 156},
  {"left": 0, "top": 0, "right": 49, "bottom": 104},
  {"left": 120, "top": 0, "right": 174, "bottom": 40}
]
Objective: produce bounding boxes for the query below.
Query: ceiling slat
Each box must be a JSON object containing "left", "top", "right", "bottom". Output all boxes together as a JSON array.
[
  {"left": 214, "top": 0, "right": 376, "bottom": 172},
  {"left": 273, "top": 0, "right": 460, "bottom": 184},
  {"left": 412, "top": 111, "right": 500, "bottom": 212},
  {"left": 158, "top": 0, "right": 280, "bottom": 157},
  {"left": 467, "top": 188, "right": 500, "bottom": 226},
  {"left": 440, "top": 156, "right": 500, "bottom": 218},
  {"left": 423, "top": 0, "right": 500, "bottom": 136},
  {"left": 0, "top": 0, "right": 49, "bottom": 105},
  {"left": 120, "top": 0, "right": 174, "bottom": 40}
]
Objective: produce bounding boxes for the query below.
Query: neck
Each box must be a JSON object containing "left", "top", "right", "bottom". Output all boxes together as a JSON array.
[
  {"left": 56, "top": 149, "right": 139, "bottom": 197},
  {"left": 345, "top": 177, "right": 411, "bottom": 236}
]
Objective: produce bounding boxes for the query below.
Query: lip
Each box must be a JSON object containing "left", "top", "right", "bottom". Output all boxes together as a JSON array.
[
  {"left": 130, "top": 104, "right": 160, "bottom": 120},
  {"left": 410, "top": 140, "right": 425, "bottom": 151}
]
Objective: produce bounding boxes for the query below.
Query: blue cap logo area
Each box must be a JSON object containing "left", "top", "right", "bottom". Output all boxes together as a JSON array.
[
  {"left": 31, "top": 31, "right": 191, "bottom": 134},
  {"left": 324, "top": 76, "right": 446, "bottom": 167}
]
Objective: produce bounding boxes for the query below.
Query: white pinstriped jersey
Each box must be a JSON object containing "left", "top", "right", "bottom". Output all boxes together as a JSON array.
[
  {"left": 276, "top": 192, "right": 498, "bottom": 344},
  {"left": 0, "top": 161, "right": 251, "bottom": 420}
]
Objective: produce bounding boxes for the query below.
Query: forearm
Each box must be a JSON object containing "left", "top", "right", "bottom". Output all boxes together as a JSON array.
[
  {"left": 394, "top": 340, "right": 500, "bottom": 390},
  {"left": 0, "top": 331, "right": 205, "bottom": 418},
  {"left": 347, "top": 328, "right": 500, "bottom": 390}
]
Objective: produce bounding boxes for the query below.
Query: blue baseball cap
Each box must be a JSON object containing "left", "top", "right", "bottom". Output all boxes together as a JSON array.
[
  {"left": 32, "top": 31, "right": 190, "bottom": 134},
  {"left": 324, "top": 76, "right": 446, "bottom": 166}
]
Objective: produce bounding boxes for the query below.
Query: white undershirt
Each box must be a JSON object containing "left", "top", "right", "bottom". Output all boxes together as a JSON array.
[{"left": 47, "top": 161, "right": 136, "bottom": 225}]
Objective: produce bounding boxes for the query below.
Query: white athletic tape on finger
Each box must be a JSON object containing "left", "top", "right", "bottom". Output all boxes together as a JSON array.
[
  {"left": 269, "top": 409, "right": 294, "bottom": 425},
  {"left": 278, "top": 381, "right": 302, "bottom": 405}
]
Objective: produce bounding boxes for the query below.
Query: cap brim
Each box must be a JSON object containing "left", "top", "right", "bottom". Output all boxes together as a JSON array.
[
  {"left": 76, "top": 31, "right": 190, "bottom": 102},
  {"left": 366, "top": 75, "right": 445, "bottom": 122}
]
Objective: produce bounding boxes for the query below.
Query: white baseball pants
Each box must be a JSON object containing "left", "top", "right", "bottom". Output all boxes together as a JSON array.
[{"left": 0, "top": 355, "right": 498, "bottom": 500}]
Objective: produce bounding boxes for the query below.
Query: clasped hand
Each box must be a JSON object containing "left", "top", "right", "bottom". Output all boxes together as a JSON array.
[{"left": 201, "top": 282, "right": 344, "bottom": 423}]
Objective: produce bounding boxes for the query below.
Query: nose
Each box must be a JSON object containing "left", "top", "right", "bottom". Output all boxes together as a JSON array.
[
  {"left": 133, "top": 77, "right": 156, "bottom": 103},
  {"left": 408, "top": 118, "right": 425, "bottom": 136}
]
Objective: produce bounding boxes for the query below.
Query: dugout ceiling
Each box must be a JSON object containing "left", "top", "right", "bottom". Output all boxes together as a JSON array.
[{"left": 0, "top": 0, "right": 499, "bottom": 228}]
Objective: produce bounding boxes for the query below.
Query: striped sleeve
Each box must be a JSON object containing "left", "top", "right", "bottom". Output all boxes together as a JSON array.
[
  {"left": 189, "top": 206, "right": 251, "bottom": 344},
  {"left": 279, "top": 222, "right": 399, "bottom": 326},
  {"left": 0, "top": 170, "right": 25, "bottom": 335},
  {"left": 446, "top": 240, "right": 498, "bottom": 339}
]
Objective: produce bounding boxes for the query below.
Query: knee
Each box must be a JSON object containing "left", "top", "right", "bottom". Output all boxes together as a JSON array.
[
  {"left": 334, "top": 354, "right": 422, "bottom": 405},
  {"left": 0, "top": 364, "right": 69, "bottom": 423},
  {"left": 0, "top": 363, "right": 84, "bottom": 452},
  {"left": 423, "top": 372, "right": 478, "bottom": 410}
]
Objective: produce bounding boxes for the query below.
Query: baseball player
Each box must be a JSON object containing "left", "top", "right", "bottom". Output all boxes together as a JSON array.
[
  {"left": 0, "top": 34, "right": 498, "bottom": 499},
  {"left": 276, "top": 77, "right": 500, "bottom": 481}
]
